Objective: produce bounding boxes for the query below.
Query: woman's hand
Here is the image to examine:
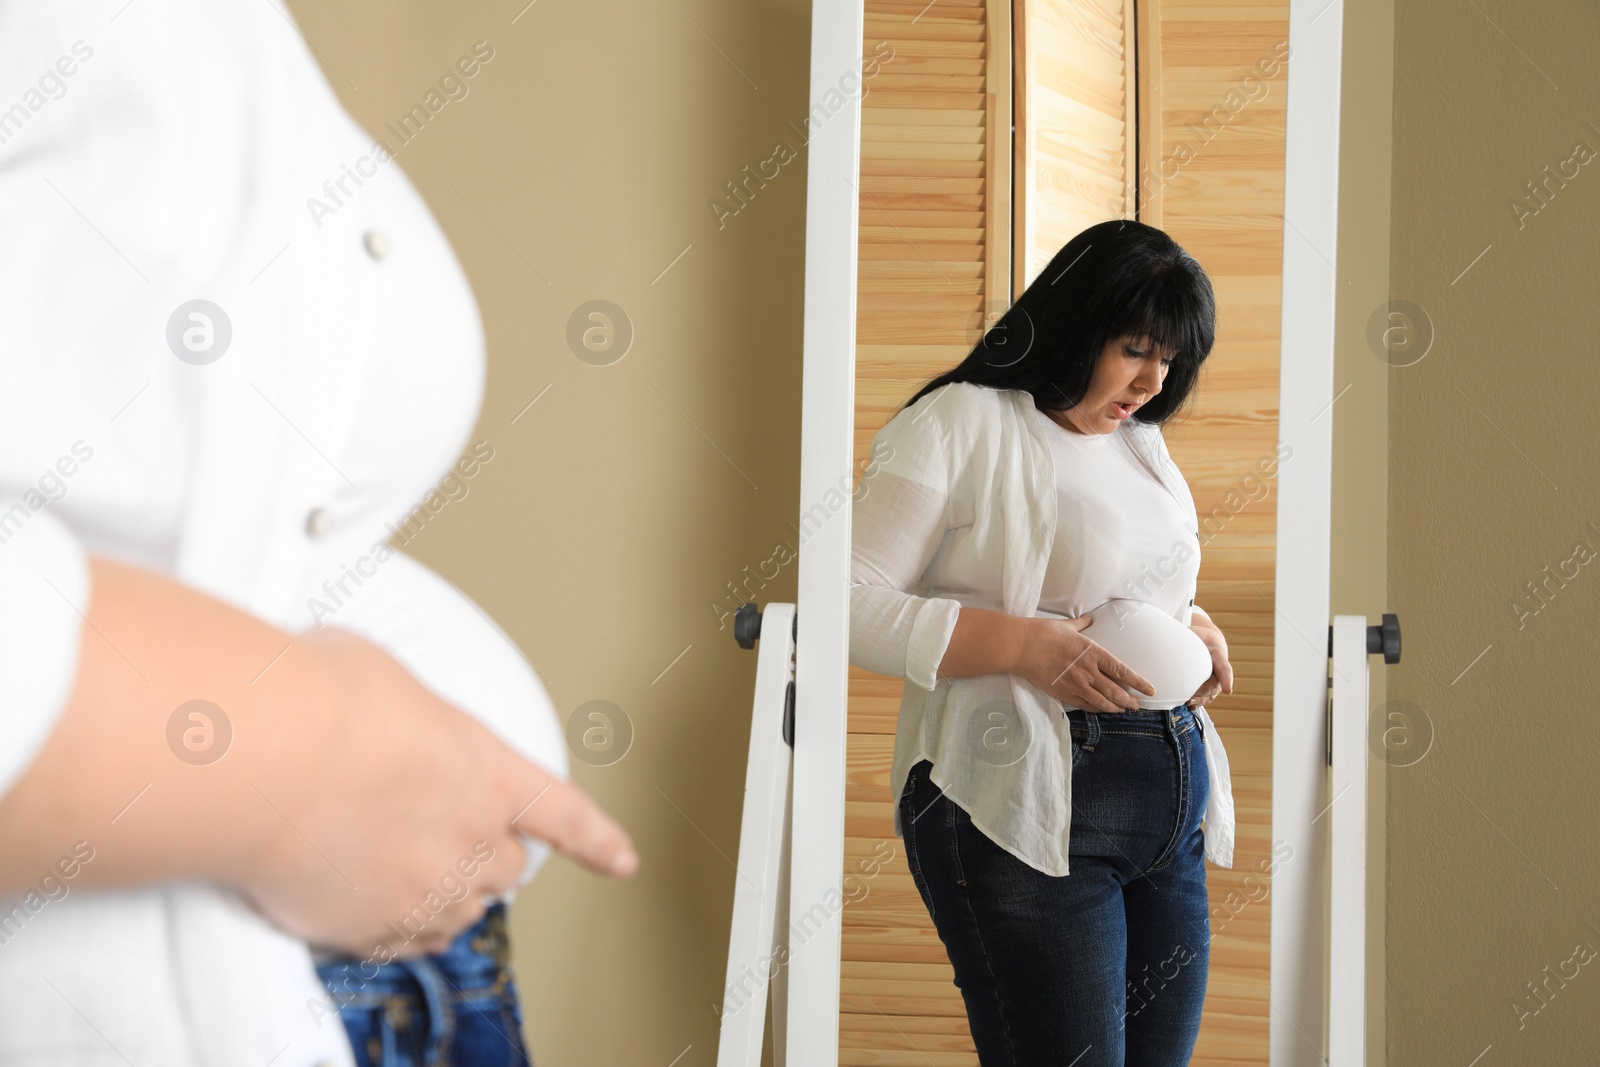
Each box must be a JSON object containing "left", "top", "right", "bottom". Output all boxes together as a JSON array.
[
  {"left": 1015, "top": 615, "right": 1155, "bottom": 713},
  {"left": 1185, "top": 618, "right": 1233, "bottom": 708},
  {"left": 242, "top": 625, "right": 638, "bottom": 958}
]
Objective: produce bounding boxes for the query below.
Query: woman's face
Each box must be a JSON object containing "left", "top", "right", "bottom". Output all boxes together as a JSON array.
[{"left": 1052, "top": 333, "right": 1173, "bottom": 435}]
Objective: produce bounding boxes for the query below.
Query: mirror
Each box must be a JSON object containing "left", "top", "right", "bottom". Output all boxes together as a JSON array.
[{"left": 825, "top": 0, "right": 1339, "bottom": 1062}]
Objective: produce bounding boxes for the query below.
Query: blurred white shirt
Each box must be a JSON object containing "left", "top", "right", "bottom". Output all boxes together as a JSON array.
[{"left": 0, "top": 2, "right": 564, "bottom": 1064}]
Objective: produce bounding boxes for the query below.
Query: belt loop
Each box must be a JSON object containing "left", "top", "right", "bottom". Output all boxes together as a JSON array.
[{"left": 1082, "top": 710, "right": 1101, "bottom": 749}]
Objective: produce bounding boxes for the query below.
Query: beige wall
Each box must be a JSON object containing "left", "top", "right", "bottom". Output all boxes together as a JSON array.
[
  {"left": 1385, "top": 0, "right": 1600, "bottom": 1060},
  {"left": 289, "top": 1, "right": 811, "bottom": 1062},
  {"left": 287, "top": 1, "right": 1600, "bottom": 1062}
]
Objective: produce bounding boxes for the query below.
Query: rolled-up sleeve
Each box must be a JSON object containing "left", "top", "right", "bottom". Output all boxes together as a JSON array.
[
  {"left": 0, "top": 509, "right": 90, "bottom": 801},
  {"left": 850, "top": 405, "right": 962, "bottom": 691}
]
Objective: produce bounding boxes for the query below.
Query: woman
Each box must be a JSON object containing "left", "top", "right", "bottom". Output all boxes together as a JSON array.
[
  {"left": 850, "top": 220, "right": 1237, "bottom": 1065},
  {"left": 0, "top": 2, "right": 635, "bottom": 1064}
]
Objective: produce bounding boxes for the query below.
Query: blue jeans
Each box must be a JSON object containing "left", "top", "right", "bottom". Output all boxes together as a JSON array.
[
  {"left": 314, "top": 902, "right": 535, "bottom": 1067},
  {"left": 899, "top": 705, "right": 1211, "bottom": 1066}
]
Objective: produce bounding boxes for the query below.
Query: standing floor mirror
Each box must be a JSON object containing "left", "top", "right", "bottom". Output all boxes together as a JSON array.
[{"left": 776, "top": 0, "right": 1360, "bottom": 1062}]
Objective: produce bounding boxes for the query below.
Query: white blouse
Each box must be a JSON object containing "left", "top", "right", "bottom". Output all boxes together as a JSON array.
[
  {"left": 0, "top": 2, "right": 564, "bottom": 1064},
  {"left": 850, "top": 381, "right": 1236, "bottom": 876}
]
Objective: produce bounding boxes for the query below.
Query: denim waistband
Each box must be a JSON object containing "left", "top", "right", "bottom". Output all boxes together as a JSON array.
[{"left": 1066, "top": 704, "right": 1195, "bottom": 742}]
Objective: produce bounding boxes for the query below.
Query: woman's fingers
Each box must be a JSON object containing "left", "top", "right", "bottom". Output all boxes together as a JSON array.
[
  {"left": 470, "top": 832, "right": 528, "bottom": 899},
  {"left": 1082, "top": 689, "right": 1122, "bottom": 713},
  {"left": 1067, "top": 668, "right": 1114, "bottom": 711},
  {"left": 1085, "top": 673, "right": 1136, "bottom": 712},
  {"left": 507, "top": 765, "right": 639, "bottom": 878},
  {"left": 1097, "top": 650, "right": 1152, "bottom": 703},
  {"left": 1112, "top": 663, "right": 1155, "bottom": 698},
  {"left": 1206, "top": 640, "right": 1233, "bottom": 692},
  {"left": 1187, "top": 670, "right": 1224, "bottom": 706}
]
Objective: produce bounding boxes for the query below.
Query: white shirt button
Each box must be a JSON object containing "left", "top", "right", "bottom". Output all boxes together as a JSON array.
[
  {"left": 305, "top": 507, "right": 330, "bottom": 538},
  {"left": 363, "top": 229, "right": 389, "bottom": 260}
]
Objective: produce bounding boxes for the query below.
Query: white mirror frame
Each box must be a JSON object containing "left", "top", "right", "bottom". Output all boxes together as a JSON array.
[
  {"left": 789, "top": 1, "right": 865, "bottom": 1065},
  {"left": 1272, "top": 0, "right": 1348, "bottom": 1062},
  {"left": 791, "top": 0, "right": 1351, "bottom": 1062}
]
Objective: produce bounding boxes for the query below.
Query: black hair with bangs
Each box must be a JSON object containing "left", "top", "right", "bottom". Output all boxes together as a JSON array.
[{"left": 898, "top": 219, "right": 1216, "bottom": 426}]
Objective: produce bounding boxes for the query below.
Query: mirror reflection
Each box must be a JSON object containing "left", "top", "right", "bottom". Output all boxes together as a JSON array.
[{"left": 844, "top": 0, "right": 1288, "bottom": 1060}]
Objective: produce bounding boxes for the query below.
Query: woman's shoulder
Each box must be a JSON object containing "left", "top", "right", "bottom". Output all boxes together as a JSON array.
[
  {"left": 898, "top": 380, "right": 1008, "bottom": 428},
  {"left": 870, "top": 382, "right": 1007, "bottom": 486}
]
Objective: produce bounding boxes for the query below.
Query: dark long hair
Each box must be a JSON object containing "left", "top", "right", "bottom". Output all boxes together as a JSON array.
[{"left": 898, "top": 220, "right": 1216, "bottom": 426}]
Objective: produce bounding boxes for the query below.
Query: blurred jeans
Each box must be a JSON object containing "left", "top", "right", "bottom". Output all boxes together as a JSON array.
[
  {"left": 899, "top": 704, "right": 1211, "bottom": 1066},
  {"left": 315, "top": 902, "right": 535, "bottom": 1067}
]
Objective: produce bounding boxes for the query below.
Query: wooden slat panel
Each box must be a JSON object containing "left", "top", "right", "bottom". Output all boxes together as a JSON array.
[
  {"left": 1014, "top": 0, "right": 1138, "bottom": 287},
  {"left": 843, "top": 1, "right": 1010, "bottom": 1062},
  {"left": 1151, "top": 0, "right": 1288, "bottom": 1061}
]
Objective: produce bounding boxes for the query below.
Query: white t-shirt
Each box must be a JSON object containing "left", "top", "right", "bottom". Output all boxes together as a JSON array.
[
  {"left": 1034, "top": 406, "right": 1215, "bottom": 709},
  {"left": 1034, "top": 405, "right": 1200, "bottom": 622}
]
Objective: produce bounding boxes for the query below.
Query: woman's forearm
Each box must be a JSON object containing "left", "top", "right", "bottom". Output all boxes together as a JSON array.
[
  {"left": 0, "top": 555, "right": 345, "bottom": 891},
  {"left": 936, "top": 606, "right": 1031, "bottom": 680}
]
